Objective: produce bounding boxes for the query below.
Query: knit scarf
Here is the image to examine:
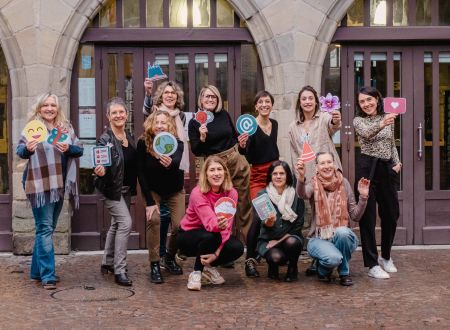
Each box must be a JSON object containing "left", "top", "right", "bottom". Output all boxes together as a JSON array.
[
  {"left": 312, "top": 170, "right": 349, "bottom": 240},
  {"left": 20, "top": 123, "right": 80, "bottom": 209},
  {"left": 158, "top": 104, "right": 190, "bottom": 172},
  {"left": 266, "top": 183, "right": 297, "bottom": 222}
]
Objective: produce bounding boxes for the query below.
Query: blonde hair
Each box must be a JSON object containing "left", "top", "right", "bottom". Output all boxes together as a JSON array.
[
  {"left": 153, "top": 81, "right": 185, "bottom": 110},
  {"left": 29, "top": 93, "right": 68, "bottom": 128},
  {"left": 198, "top": 156, "right": 233, "bottom": 193},
  {"left": 197, "top": 85, "right": 224, "bottom": 113},
  {"left": 142, "top": 110, "right": 178, "bottom": 157}
]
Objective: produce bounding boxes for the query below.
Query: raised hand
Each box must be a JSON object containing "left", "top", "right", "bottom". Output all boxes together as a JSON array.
[{"left": 357, "top": 177, "right": 370, "bottom": 198}]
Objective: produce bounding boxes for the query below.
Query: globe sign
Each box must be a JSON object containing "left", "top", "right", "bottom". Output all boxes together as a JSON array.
[{"left": 153, "top": 132, "right": 178, "bottom": 157}]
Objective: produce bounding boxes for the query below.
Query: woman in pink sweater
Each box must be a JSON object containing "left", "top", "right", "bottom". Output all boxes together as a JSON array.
[{"left": 177, "top": 156, "right": 244, "bottom": 291}]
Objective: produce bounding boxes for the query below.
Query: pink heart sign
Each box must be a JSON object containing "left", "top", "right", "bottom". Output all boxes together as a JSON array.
[{"left": 384, "top": 97, "right": 406, "bottom": 114}]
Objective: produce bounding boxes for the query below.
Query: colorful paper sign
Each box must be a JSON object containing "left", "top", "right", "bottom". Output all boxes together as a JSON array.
[
  {"left": 252, "top": 193, "right": 276, "bottom": 221},
  {"left": 214, "top": 197, "right": 237, "bottom": 221},
  {"left": 153, "top": 132, "right": 178, "bottom": 157},
  {"left": 47, "top": 127, "right": 69, "bottom": 145},
  {"left": 236, "top": 114, "right": 258, "bottom": 136},
  {"left": 300, "top": 140, "right": 315, "bottom": 163},
  {"left": 147, "top": 62, "right": 168, "bottom": 82},
  {"left": 92, "top": 146, "right": 111, "bottom": 167},
  {"left": 194, "top": 110, "right": 214, "bottom": 125},
  {"left": 319, "top": 93, "right": 340, "bottom": 113},
  {"left": 22, "top": 120, "right": 48, "bottom": 143},
  {"left": 384, "top": 97, "right": 406, "bottom": 114}
]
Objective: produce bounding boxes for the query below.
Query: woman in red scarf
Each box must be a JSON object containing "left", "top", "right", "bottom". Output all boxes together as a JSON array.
[{"left": 297, "top": 152, "right": 369, "bottom": 286}]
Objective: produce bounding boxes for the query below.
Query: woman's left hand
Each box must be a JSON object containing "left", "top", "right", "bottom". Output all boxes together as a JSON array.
[
  {"left": 238, "top": 133, "right": 249, "bottom": 148},
  {"left": 392, "top": 163, "right": 402, "bottom": 173},
  {"left": 357, "top": 177, "right": 370, "bottom": 198},
  {"left": 55, "top": 142, "right": 69, "bottom": 153},
  {"left": 159, "top": 155, "right": 172, "bottom": 168},
  {"left": 200, "top": 253, "right": 217, "bottom": 266},
  {"left": 331, "top": 110, "right": 341, "bottom": 125}
]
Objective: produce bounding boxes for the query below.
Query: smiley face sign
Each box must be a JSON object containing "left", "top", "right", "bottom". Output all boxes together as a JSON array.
[{"left": 22, "top": 120, "right": 48, "bottom": 143}]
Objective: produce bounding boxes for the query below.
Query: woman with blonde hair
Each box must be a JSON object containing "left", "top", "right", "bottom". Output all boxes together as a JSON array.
[
  {"left": 177, "top": 156, "right": 244, "bottom": 291},
  {"left": 137, "top": 110, "right": 185, "bottom": 283},
  {"left": 16, "top": 93, "right": 83, "bottom": 290}
]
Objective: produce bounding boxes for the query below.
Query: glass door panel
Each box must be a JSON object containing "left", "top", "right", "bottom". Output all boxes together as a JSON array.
[
  {"left": 424, "top": 52, "right": 433, "bottom": 190},
  {"left": 439, "top": 53, "right": 450, "bottom": 190},
  {"left": 195, "top": 54, "right": 209, "bottom": 99},
  {"left": 214, "top": 54, "right": 228, "bottom": 110}
]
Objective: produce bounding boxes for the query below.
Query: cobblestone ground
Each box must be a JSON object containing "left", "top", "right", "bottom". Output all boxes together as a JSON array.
[{"left": 1, "top": 249, "right": 450, "bottom": 329}]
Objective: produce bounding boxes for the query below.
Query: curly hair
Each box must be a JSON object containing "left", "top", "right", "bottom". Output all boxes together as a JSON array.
[
  {"left": 153, "top": 81, "right": 185, "bottom": 110},
  {"left": 142, "top": 110, "right": 178, "bottom": 157},
  {"left": 295, "top": 85, "right": 320, "bottom": 122},
  {"left": 29, "top": 93, "right": 69, "bottom": 129}
]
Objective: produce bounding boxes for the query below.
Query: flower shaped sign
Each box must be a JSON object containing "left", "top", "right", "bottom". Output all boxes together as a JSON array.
[{"left": 319, "top": 93, "right": 340, "bottom": 113}]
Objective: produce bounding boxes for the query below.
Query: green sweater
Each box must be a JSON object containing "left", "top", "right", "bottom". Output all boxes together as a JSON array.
[{"left": 256, "top": 189, "right": 305, "bottom": 257}]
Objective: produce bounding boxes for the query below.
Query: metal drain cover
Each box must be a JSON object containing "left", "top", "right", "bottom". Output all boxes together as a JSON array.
[{"left": 51, "top": 285, "right": 134, "bottom": 302}]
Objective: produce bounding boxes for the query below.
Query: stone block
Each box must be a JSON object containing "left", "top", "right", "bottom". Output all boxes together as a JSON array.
[
  {"left": 40, "top": 0, "right": 72, "bottom": 32},
  {"left": 328, "top": 0, "right": 354, "bottom": 22},
  {"left": 0, "top": 35, "right": 23, "bottom": 70},
  {"left": 75, "top": 0, "right": 102, "bottom": 20},
  {"left": 303, "top": 0, "right": 337, "bottom": 13},
  {"left": 253, "top": 0, "right": 276, "bottom": 10},
  {"left": 3, "top": 0, "right": 35, "bottom": 33},
  {"left": 12, "top": 172, "right": 26, "bottom": 200},
  {"left": 281, "top": 61, "right": 308, "bottom": 94},
  {"left": 38, "top": 27, "right": 61, "bottom": 66},
  {"left": 0, "top": 0, "right": 13, "bottom": 9},
  {"left": 309, "top": 40, "right": 329, "bottom": 66},
  {"left": 247, "top": 12, "right": 273, "bottom": 44},
  {"left": 228, "top": 0, "right": 258, "bottom": 20},
  {"left": 262, "top": 65, "right": 284, "bottom": 95},
  {"left": 24, "top": 65, "right": 52, "bottom": 96},
  {"left": 12, "top": 201, "right": 33, "bottom": 221},
  {"left": 13, "top": 232, "right": 70, "bottom": 255},
  {"left": 12, "top": 217, "right": 34, "bottom": 233},
  {"left": 62, "top": 11, "right": 89, "bottom": 42},
  {"left": 262, "top": 0, "right": 297, "bottom": 36},
  {"left": 256, "top": 39, "right": 280, "bottom": 67},
  {"left": 15, "top": 27, "right": 38, "bottom": 66},
  {"left": 317, "top": 17, "right": 339, "bottom": 43}
]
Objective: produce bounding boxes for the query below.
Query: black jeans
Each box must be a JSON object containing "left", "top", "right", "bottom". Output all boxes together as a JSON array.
[
  {"left": 177, "top": 228, "right": 244, "bottom": 271},
  {"left": 246, "top": 214, "right": 261, "bottom": 259},
  {"left": 356, "top": 154, "right": 400, "bottom": 268}
]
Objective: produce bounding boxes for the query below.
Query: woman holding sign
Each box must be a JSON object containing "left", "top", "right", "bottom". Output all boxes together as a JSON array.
[
  {"left": 177, "top": 156, "right": 244, "bottom": 291},
  {"left": 16, "top": 93, "right": 83, "bottom": 290},
  {"left": 255, "top": 161, "right": 305, "bottom": 282},
  {"left": 354, "top": 86, "right": 401, "bottom": 279},
  {"left": 94, "top": 97, "right": 137, "bottom": 287},
  {"left": 188, "top": 85, "right": 251, "bottom": 244},
  {"left": 238, "top": 90, "right": 280, "bottom": 278},
  {"left": 297, "top": 152, "right": 369, "bottom": 286},
  {"left": 137, "top": 110, "right": 185, "bottom": 284}
]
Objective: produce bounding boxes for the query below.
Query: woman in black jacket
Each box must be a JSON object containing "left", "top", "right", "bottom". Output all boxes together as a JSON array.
[{"left": 94, "top": 97, "right": 137, "bottom": 287}]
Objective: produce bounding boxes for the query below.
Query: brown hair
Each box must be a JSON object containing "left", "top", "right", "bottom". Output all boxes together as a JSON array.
[
  {"left": 153, "top": 80, "right": 185, "bottom": 110},
  {"left": 142, "top": 110, "right": 178, "bottom": 157},
  {"left": 295, "top": 85, "right": 320, "bottom": 122},
  {"left": 197, "top": 85, "right": 224, "bottom": 112},
  {"left": 198, "top": 156, "right": 233, "bottom": 193}
]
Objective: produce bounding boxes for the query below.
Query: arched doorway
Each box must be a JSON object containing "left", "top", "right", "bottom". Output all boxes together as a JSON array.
[
  {"left": 322, "top": 0, "right": 450, "bottom": 244},
  {"left": 70, "top": 0, "right": 263, "bottom": 250}
]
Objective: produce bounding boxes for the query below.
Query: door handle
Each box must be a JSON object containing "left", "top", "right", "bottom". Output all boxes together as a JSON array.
[{"left": 417, "top": 122, "right": 423, "bottom": 160}]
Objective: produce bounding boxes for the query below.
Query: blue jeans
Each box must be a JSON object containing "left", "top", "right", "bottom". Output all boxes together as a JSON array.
[
  {"left": 30, "top": 200, "right": 64, "bottom": 283},
  {"left": 307, "top": 227, "right": 358, "bottom": 276}
]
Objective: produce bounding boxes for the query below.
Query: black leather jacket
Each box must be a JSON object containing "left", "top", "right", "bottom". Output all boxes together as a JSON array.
[{"left": 94, "top": 127, "right": 137, "bottom": 201}]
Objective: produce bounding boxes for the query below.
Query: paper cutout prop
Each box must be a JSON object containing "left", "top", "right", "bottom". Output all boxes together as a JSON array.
[
  {"left": 384, "top": 97, "right": 406, "bottom": 114},
  {"left": 147, "top": 62, "right": 168, "bottom": 82},
  {"left": 47, "top": 127, "right": 69, "bottom": 145},
  {"left": 319, "top": 93, "right": 340, "bottom": 113},
  {"left": 300, "top": 139, "right": 316, "bottom": 163},
  {"left": 214, "top": 197, "right": 237, "bottom": 221},
  {"left": 194, "top": 110, "right": 214, "bottom": 125},
  {"left": 22, "top": 120, "right": 48, "bottom": 143},
  {"left": 236, "top": 114, "right": 258, "bottom": 136},
  {"left": 92, "top": 146, "right": 112, "bottom": 167},
  {"left": 153, "top": 132, "right": 178, "bottom": 157},
  {"left": 252, "top": 193, "right": 276, "bottom": 221}
]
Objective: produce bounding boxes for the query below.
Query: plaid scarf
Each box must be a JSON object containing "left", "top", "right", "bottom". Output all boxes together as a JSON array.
[
  {"left": 312, "top": 170, "right": 349, "bottom": 240},
  {"left": 20, "top": 123, "right": 80, "bottom": 209}
]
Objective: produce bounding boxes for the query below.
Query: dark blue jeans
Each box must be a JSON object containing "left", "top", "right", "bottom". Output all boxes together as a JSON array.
[{"left": 30, "top": 200, "right": 64, "bottom": 283}]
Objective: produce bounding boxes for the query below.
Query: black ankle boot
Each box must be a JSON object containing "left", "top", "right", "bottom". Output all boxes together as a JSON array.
[
  {"left": 267, "top": 264, "right": 279, "bottom": 280},
  {"left": 284, "top": 263, "right": 298, "bottom": 282},
  {"left": 245, "top": 258, "right": 260, "bottom": 278},
  {"left": 115, "top": 273, "right": 132, "bottom": 286},
  {"left": 160, "top": 254, "right": 183, "bottom": 275},
  {"left": 150, "top": 262, "right": 164, "bottom": 284}
]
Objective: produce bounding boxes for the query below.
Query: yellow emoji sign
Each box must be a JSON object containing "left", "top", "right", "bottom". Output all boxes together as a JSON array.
[{"left": 22, "top": 120, "right": 48, "bottom": 143}]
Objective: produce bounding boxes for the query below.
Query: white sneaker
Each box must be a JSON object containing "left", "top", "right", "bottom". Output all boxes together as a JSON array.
[
  {"left": 378, "top": 256, "right": 398, "bottom": 273},
  {"left": 368, "top": 265, "right": 390, "bottom": 279},
  {"left": 187, "top": 271, "right": 202, "bottom": 291},
  {"left": 201, "top": 266, "right": 225, "bottom": 285}
]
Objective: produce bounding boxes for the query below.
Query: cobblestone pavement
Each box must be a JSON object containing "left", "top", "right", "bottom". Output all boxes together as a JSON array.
[{"left": 1, "top": 249, "right": 450, "bottom": 329}]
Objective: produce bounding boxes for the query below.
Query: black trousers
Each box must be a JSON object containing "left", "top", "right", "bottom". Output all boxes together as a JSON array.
[
  {"left": 177, "top": 228, "right": 244, "bottom": 271},
  {"left": 356, "top": 154, "right": 400, "bottom": 268},
  {"left": 246, "top": 214, "right": 261, "bottom": 259}
]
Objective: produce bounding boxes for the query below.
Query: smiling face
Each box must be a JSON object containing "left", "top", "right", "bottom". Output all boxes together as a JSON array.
[
  {"left": 358, "top": 93, "right": 379, "bottom": 117},
  {"left": 316, "top": 153, "right": 336, "bottom": 180},
  {"left": 255, "top": 96, "right": 273, "bottom": 117},
  {"left": 38, "top": 96, "right": 58, "bottom": 124},
  {"left": 107, "top": 104, "right": 128, "bottom": 129},
  {"left": 206, "top": 161, "right": 225, "bottom": 192},
  {"left": 201, "top": 88, "right": 218, "bottom": 112},
  {"left": 152, "top": 113, "right": 169, "bottom": 135},
  {"left": 299, "top": 90, "right": 317, "bottom": 116},
  {"left": 162, "top": 85, "right": 177, "bottom": 110},
  {"left": 271, "top": 165, "right": 287, "bottom": 191}
]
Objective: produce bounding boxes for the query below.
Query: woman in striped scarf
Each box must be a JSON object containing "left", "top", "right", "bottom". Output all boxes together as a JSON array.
[{"left": 16, "top": 93, "right": 83, "bottom": 290}]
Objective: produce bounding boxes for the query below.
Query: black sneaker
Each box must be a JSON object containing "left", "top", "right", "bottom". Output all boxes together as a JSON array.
[
  {"left": 245, "top": 258, "right": 260, "bottom": 278},
  {"left": 160, "top": 254, "right": 183, "bottom": 275}
]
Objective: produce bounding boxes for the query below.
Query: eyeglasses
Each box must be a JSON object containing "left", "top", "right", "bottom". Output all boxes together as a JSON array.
[
  {"left": 163, "top": 91, "right": 177, "bottom": 95},
  {"left": 203, "top": 94, "right": 217, "bottom": 100}
]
